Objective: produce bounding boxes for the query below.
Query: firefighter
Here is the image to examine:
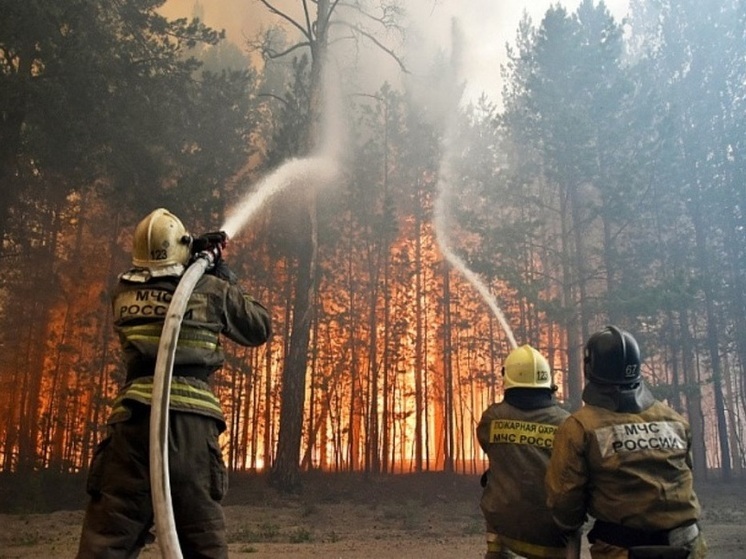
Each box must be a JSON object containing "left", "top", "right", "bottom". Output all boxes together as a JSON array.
[
  {"left": 477, "top": 344, "right": 570, "bottom": 559},
  {"left": 76, "top": 208, "right": 271, "bottom": 559},
  {"left": 545, "top": 325, "right": 706, "bottom": 559}
]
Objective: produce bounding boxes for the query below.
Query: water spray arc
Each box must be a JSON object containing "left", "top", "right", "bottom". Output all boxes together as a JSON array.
[
  {"left": 221, "top": 59, "right": 346, "bottom": 239},
  {"left": 430, "top": 20, "right": 518, "bottom": 351},
  {"left": 149, "top": 156, "right": 342, "bottom": 557},
  {"left": 220, "top": 156, "right": 341, "bottom": 237},
  {"left": 433, "top": 172, "right": 518, "bottom": 351}
]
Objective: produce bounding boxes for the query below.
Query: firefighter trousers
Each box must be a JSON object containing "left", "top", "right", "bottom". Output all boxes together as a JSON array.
[
  {"left": 589, "top": 533, "right": 707, "bottom": 559},
  {"left": 76, "top": 405, "right": 229, "bottom": 559}
]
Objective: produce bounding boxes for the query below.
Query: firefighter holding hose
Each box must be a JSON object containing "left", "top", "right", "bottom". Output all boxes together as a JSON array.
[
  {"left": 76, "top": 208, "right": 271, "bottom": 558},
  {"left": 546, "top": 325, "right": 706, "bottom": 559},
  {"left": 477, "top": 344, "right": 570, "bottom": 559}
]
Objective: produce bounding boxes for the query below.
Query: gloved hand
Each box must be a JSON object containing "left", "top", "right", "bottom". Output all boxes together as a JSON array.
[
  {"left": 207, "top": 242, "right": 223, "bottom": 264},
  {"left": 209, "top": 259, "right": 238, "bottom": 285},
  {"left": 191, "top": 231, "right": 228, "bottom": 263}
]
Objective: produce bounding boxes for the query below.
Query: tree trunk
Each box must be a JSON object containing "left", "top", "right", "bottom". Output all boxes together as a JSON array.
[
  {"left": 678, "top": 307, "right": 707, "bottom": 479},
  {"left": 365, "top": 262, "right": 380, "bottom": 473},
  {"left": 414, "top": 190, "right": 424, "bottom": 472},
  {"left": 270, "top": 210, "right": 315, "bottom": 490},
  {"left": 442, "top": 264, "right": 454, "bottom": 472},
  {"left": 691, "top": 201, "right": 731, "bottom": 480},
  {"left": 559, "top": 180, "right": 584, "bottom": 410}
]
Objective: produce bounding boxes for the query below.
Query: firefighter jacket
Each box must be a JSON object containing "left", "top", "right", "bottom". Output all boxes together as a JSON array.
[
  {"left": 107, "top": 269, "right": 271, "bottom": 431},
  {"left": 545, "top": 388, "right": 701, "bottom": 536},
  {"left": 477, "top": 390, "right": 571, "bottom": 557}
]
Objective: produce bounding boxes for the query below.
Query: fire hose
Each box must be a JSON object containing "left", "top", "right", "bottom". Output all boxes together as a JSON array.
[
  {"left": 566, "top": 529, "right": 582, "bottom": 559},
  {"left": 149, "top": 246, "right": 218, "bottom": 558}
]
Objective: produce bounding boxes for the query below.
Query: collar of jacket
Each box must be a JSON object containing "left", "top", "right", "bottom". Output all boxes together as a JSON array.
[
  {"left": 120, "top": 265, "right": 185, "bottom": 283},
  {"left": 504, "top": 387, "right": 557, "bottom": 410},
  {"left": 582, "top": 380, "right": 656, "bottom": 413}
]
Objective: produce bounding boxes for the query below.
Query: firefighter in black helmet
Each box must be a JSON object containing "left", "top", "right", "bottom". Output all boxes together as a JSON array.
[
  {"left": 546, "top": 326, "right": 706, "bottom": 559},
  {"left": 76, "top": 208, "right": 271, "bottom": 559},
  {"left": 477, "top": 345, "right": 570, "bottom": 559}
]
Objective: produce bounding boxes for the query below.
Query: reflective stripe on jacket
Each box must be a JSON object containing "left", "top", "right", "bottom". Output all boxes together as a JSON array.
[
  {"left": 112, "top": 273, "right": 270, "bottom": 375},
  {"left": 120, "top": 323, "right": 220, "bottom": 353},
  {"left": 108, "top": 376, "right": 226, "bottom": 429},
  {"left": 107, "top": 269, "right": 271, "bottom": 431}
]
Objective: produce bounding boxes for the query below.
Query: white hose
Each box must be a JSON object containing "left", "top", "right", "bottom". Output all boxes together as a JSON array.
[
  {"left": 150, "top": 255, "right": 211, "bottom": 558},
  {"left": 566, "top": 530, "right": 582, "bottom": 559}
]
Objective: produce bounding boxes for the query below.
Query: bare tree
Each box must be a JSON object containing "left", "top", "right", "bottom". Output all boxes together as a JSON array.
[{"left": 251, "top": 0, "right": 405, "bottom": 490}]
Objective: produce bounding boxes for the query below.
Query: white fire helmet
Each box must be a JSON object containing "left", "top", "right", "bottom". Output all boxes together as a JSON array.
[
  {"left": 131, "top": 208, "right": 192, "bottom": 275},
  {"left": 502, "top": 344, "right": 553, "bottom": 390}
]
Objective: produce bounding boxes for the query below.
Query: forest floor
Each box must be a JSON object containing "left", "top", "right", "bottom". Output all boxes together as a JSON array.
[{"left": 0, "top": 471, "right": 744, "bottom": 558}]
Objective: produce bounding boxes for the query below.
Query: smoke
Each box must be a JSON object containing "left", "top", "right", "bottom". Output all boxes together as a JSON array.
[
  {"left": 406, "top": 0, "right": 630, "bottom": 107},
  {"left": 161, "top": 1, "right": 630, "bottom": 108},
  {"left": 425, "top": 18, "right": 518, "bottom": 349},
  {"left": 316, "top": 63, "right": 348, "bottom": 164},
  {"left": 221, "top": 62, "right": 346, "bottom": 238},
  {"left": 405, "top": 0, "right": 628, "bottom": 349},
  {"left": 172, "top": 0, "right": 631, "bottom": 328}
]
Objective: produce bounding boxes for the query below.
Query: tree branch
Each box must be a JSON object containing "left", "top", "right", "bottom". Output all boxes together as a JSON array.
[
  {"left": 257, "top": 92, "right": 292, "bottom": 107},
  {"left": 301, "top": 0, "right": 314, "bottom": 39},
  {"left": 331, "top": 21, "right": 408, "bottom": 73},
  {"left": 321, "top": 0, "right": 344, "bottom": 32},
  {"left": 268, "top": 41, "right": 313, "bottom": 60},
  {"left": 336, "top": 0, "right": 405, "bottom": 31},
  {"left": 256, "top": 0, "right": 311, "bottom": 41}
]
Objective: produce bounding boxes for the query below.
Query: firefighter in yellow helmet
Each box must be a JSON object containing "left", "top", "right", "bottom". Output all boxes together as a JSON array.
[
  {"left": 477, "top": 344, "right": 570, "bottom": 559},
  {"left": 545, "top": 326, "right": 706, "bottom": 559},
  {"left": 77, "top": 208, "right": 271, "bottom": 559}
]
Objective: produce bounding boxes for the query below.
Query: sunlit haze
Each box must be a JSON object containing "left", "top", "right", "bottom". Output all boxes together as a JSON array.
[
  {"left": 162, "top": 0, "right": 629, "bottom": 349},
  {"left": 407, "top": 0, "right": 630, "bottom": 105},
  {"left": 162, "top": 0, "right": 630, "bottom": 106}
]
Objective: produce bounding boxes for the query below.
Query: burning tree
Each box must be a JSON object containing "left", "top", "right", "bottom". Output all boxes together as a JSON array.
[{"left": 250, "top": 0, "right": 406, "bottom": 491}]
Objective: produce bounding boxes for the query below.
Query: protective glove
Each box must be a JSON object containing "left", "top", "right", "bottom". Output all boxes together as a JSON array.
[
  {"left": 207, "top": 242, "right": 223, "bottom": 265},
  {"left": 209, "top": 259, "right": 239, "bottom": 285},
  {"left": 191, "top": 231, "right": 228, "bottom": 265}
]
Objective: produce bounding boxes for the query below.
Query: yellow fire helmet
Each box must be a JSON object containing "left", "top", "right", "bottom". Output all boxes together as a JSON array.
[
  {"left": 502, "top": 344, "right": 553, "bottom": 390},
  {"left": 131, "top": 208, "right": 192, "bottom": 275}
]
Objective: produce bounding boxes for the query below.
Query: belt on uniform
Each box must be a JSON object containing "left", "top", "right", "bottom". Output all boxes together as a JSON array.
[
  {"left": 589, "top": 520, "right": 699, "bottom": 548},
  {"left": 127, "top": 364, "right": 213, "bottom": 382}
]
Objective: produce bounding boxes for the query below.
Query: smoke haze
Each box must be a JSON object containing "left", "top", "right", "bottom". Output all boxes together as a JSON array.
[
  {"left": 162, "top": 0, "right": 630, "bottom": 105},
  {"left": 167, "top": 0, "right": 631, "bottom": 333},
  {"left": 407, "top": 0, "right": 630, "bottom": 105},
  {"left": 164, "top": 0, "right": 631, "bottom": 335}
]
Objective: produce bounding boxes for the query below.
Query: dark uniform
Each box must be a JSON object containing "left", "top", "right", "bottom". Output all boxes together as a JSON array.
[
  {"left": 478, "top": 392, "right": 570, "bottom": 559},
  {"left": 545, "top": 326, "right": 705, "bottom": 559},
  {"left": 477, "top": 344, "right": 570, "bottom": 559},
  {"left": 77, "top": 266, "right": 270, "bottom": 558}
]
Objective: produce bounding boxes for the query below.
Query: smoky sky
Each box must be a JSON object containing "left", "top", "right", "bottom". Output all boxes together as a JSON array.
[
  {"left": 410, "top": 0, "right": 629, "bottom": 105},
  {"left": 162, "top": 0, "right": 630, "bottom": 105}
]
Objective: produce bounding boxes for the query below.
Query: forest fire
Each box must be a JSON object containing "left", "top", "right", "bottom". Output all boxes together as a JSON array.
[
  {"left": 2, "top": 1, "right": 744, "bottom": 558},
  {"left": 0, "top": 203, "right": 543, "bottom": 475},
  {"left": 0, "top": 0, "right": 742, "bottom": 510}
]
